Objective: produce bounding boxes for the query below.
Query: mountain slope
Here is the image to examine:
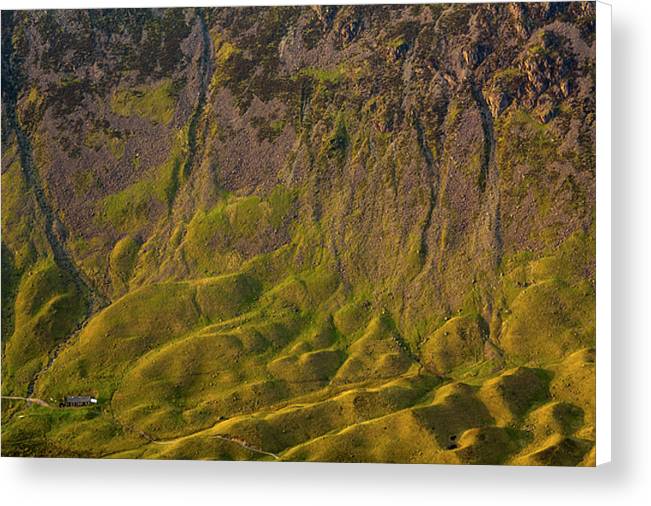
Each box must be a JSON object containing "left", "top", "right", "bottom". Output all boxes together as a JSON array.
[{"left": 1, "top": 3, "right": 596, "bottom": 464}]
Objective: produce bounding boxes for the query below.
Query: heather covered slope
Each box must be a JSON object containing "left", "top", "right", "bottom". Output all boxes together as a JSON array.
[{"left": 1, "top": 3, "right": 596, "bottom": 465}]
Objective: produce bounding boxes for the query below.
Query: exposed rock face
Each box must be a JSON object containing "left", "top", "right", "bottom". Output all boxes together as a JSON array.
[{"left": 1, "top": 4, "right": 596, "bottom": 464}]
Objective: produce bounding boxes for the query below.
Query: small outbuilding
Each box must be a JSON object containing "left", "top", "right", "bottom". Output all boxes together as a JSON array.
[{"left": 60, "top": 396, "right": 98, "bottom": 408}]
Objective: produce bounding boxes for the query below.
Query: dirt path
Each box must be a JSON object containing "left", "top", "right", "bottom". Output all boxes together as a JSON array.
[
  {"left": 209, "top": 435, "right": 280, "bottom": 460},
  {"left": 2, "top": 396, "right": 51, "bottom": 408},
  {"left": 149, "top": 432, "right": 279, "bottom": 460}
]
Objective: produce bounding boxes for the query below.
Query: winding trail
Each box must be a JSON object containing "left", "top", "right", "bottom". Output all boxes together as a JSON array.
[
  {"left": 149, "top": 432, "right": 279, "bottom": 460},
  {"left": 2, "top": 396, "right": 51, "bottom": 408},
  {"left": 208, "top": 435, "right": 280, "bottom": 460}
]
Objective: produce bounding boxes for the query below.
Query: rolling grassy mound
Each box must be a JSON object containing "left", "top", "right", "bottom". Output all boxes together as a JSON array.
[{"left": 1, "top": 189, "right": 597, "bottom": 464}]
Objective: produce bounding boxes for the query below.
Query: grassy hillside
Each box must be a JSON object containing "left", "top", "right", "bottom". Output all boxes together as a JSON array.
[{"left": 1, "top": 4, "right": 596, "bottom": 465}]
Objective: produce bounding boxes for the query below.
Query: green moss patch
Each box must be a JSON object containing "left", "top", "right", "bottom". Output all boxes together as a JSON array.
[{"left": 111, "top": 79, "right": 177, "bottom": 125}]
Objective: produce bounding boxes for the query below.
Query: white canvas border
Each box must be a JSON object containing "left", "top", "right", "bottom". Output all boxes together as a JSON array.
[
  {"left": 0, "top": 0, "right": 612, "bottom": 468},
  {"left": 596, "top": 0, "right": 612, "bottom": 466}
]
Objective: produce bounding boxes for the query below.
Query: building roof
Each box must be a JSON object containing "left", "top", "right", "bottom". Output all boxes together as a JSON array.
[{"left": 65, "top": 396, "right": 95, "bottom": 402}]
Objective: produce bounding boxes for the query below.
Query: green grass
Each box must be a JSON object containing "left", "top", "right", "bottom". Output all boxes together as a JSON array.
[
  {"left": 1, "top": 156, "right": 50, "bottom": 270},
  {"left": 35, "top": 272, "right": 262, "bottom": 396},
  {"left": 208, "top": 33, "right": 240, "bottom": 92},
  {"left": 299, "top": 65, "right": 346, "bottom": 85},
  {"left": 499, "top": 279, "right": 594, "bottom": 363},
  {"left": 181, "top": 187, "right": 297, "bottom": 276},
  {"left": 2, "top": 258, "right": 85, "bottom": 396},
  {"left": 3, "top": 248, "right": 594, "bottom": 462},
  {"left": 110, "top": 79, "right": 177, "bottom": 125},
  {"left": 333, "top": 299, "right": 372, "bottom": 337},
  {"left": 109, "top": 236, "right": 140, "bottom": 295},
  {"left": 100, "top": 177, "right": 161, "bottom": 233},
  {"left": 98, "top": 128, "right": 188, "bottom": 233},
  {"left": 420, "top": 314, "right": 486, "bottom": 375},
  {"left": 1, "top": 402, "right": 141, "bottom": 458},
  {"left": 334, "top": 315, "right": 415, "bottom": 384},
  {"left": 492, "top": 229, "right": 595, "bottom": 364},
  {"left": 388, "top": 35, "right": 407, "bottom": 49}
]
